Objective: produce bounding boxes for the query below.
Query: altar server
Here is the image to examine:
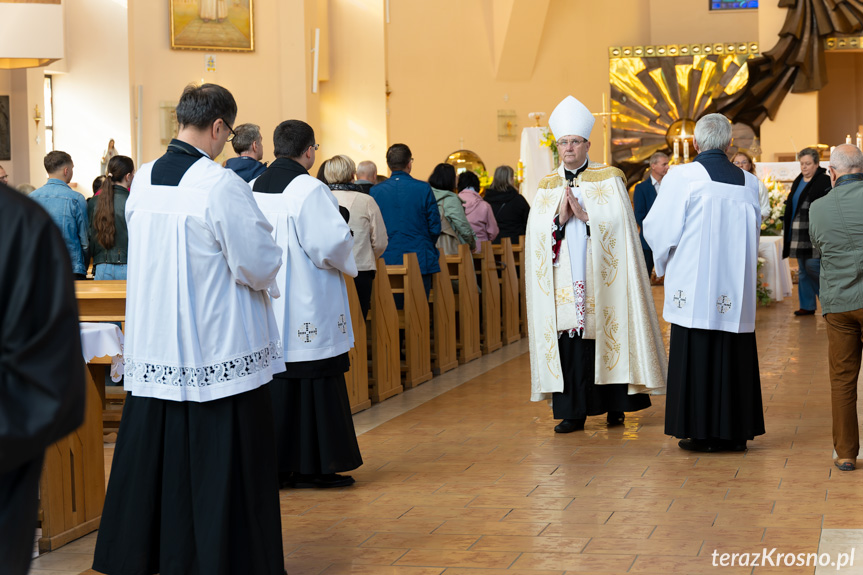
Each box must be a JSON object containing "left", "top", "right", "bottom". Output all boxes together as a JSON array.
[
  {"left": 252, "top": 120, "right": 363, "bottom": 488},
  {"left": 0, "top": 184, "right": 85, "bottom": 575},
  {"left": 525, "top": 95, "right": 666, "bottom": 434},
  {"left": 644, "top": 113, "right": 765, "bottom": 453},
  {"left": 93, "top": 84, "right": 286, "bottom": 575}
]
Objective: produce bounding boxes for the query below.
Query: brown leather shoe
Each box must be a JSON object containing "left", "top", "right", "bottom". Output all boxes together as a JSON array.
[{"left": 794, "top": 309, "right": 816, "bottom": 316}]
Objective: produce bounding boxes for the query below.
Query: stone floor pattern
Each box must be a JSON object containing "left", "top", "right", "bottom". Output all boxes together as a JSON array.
[{"left": 28, "top": 286, "right": 863, "bottom": 574}]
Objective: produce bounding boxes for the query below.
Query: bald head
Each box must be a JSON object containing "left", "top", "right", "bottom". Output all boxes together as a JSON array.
[
  {"left": 356, "top": 160, "right": 377, "bottom": 182},
  {"left": 830, "top": 144, "right": 863, "bottom": 186}
]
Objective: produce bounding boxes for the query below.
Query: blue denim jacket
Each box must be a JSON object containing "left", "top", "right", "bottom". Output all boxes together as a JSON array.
[{"left": 30, "top": 179, "right": 89, "bottom": 275}]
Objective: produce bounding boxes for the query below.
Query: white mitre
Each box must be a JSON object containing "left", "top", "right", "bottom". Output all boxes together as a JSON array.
[{"left": 548, "top": 95, "right": 595, "bottom": 140}]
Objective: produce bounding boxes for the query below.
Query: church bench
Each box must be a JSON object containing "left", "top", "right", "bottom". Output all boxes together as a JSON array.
[
  {"left": 492, "top": 238, "right": 521, "bottom": 346},
  {"left": 344, "top": 276, "right": 372, "bottom": 414},
  {"left": 386, "top": 253, "right": 433, "bottom": 388},
  {"left": 512, "top": 235, "right": 528, "bottom": 338},
  {"left": 473, "top": 241, "right": 503, "bottom": 355},
  {"left": 367, "top": 258, "right": 403, "bottom": 403},
  {"left": 428, "top": 249, "right": 458, "bottom": 375},
  {"left": 444, "top": 244, "right": 481, "bottom": 365}
]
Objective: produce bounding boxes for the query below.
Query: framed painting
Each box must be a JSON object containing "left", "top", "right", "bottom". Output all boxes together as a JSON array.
[
  {"left": 170, "top": 0, "right": 254, "bottom": 52},
  {"left": 709, "top": 0, "right": 758, "bottom": 9},
  {"left": 0, "top": 96, "right": 9, "bottom": 162}
]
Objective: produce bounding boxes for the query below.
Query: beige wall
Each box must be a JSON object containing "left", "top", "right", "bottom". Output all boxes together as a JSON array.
[
  {"left": 818, "top": 52, "right": 863, "bottom": 149},
  {"left": 9, "top": 68, "right": 45, "bottom": 187}
]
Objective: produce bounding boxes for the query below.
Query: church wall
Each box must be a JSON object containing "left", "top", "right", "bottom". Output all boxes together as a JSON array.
[
  {"left": 383, "top": 0, "right": 651, "bottom": 179},
  {"left": 49, "top": 0, "right": 132, "bottom": 197},
  {"left": 0, "top": 70, "right": 15, "bottom": 185},
  {"left": 9, "top": 68, "right": 46, "bottom": 189},
  {"left": 318, "top": 0, "right": 388, "bottom": 175},
  {"left": 128, "top": 0, "right": 321, "bottom": 174},
  {"left": 818, "top": 52, "right": 863, "bottom": 149},
  {"left": 648, "top": 0, "right": 758, "bottom": 46}
]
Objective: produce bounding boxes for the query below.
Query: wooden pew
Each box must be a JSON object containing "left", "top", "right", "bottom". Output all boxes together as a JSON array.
[
  {"left": 386, "top": 253, "right": 433, "bottom": 388},
  {"left": 429, "top": 249, "right": 458, "bottom": 375},
  {"left": 473, "top": 241, "right": 503, "bottom": 354},
  {"left": 512, "top": 236, "right": 527, "bottom": 338},
  {"left": 444, "top": 244, "right": 481, "bottom": 365},
  {"left": 367, "top": 258, "right": 403, "bottom": 402},
  {"left": 493, "top": 238, "right": 521, "bottom": 345},
  {"left": 344, "top": 276, "right": 371, "bottom": 413}
]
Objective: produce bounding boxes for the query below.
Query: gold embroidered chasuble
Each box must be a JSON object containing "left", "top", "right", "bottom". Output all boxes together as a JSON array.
[{"left": 525, "top": 162, "right": 667, "bottom": 402}]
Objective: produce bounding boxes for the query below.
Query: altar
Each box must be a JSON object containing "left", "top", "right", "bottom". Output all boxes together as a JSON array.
[{"left": 758, "top": 236, "right": 793, "bottom": 302}]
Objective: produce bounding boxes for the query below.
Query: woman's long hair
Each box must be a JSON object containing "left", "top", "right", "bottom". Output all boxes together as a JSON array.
[
  {"left": 94, "top": 155, "right": 134, "bottom": 251},
  {"left": 488, "top": 165, "right": 515, "bottom": 193}
]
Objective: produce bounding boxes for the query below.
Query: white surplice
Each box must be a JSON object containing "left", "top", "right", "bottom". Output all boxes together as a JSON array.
[
  {"left": 643, "top": 162, "right": 761, "bottom": 333},
  {"left": 124, "top": 159, "right": 284, "bottom": 402},
  {"left": 253, "top": 175, "right": 358, "bottom": 363}
]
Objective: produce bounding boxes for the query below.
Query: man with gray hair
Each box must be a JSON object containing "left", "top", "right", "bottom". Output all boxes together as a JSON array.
[
  {"left": 355, "top": 160, "right": 377, "bottom": 194},
  {"left": 644, "top": 113, "right": 765, "bottom": 452},
  {"left": 225, "top": 123, "right": 267, "bottom": 182},
  {"left": 633, "top": 151, "right": 669, "bottom": 278},
  {"left": 809, "top": 144, "right": 863, "bottom": 471}
]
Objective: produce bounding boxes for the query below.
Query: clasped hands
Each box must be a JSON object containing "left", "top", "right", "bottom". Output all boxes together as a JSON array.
[{"left": 559, "top": 185, "right": 589, "bottom": 225}]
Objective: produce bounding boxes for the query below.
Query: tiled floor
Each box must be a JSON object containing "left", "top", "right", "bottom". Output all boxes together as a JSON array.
[{"left": 29, "top": 286, "right": 863, "bottom": 575}]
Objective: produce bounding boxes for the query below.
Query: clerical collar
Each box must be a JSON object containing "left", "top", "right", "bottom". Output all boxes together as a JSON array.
[
  {"left": 166, "top": 139, "right": 209, "bottom": 159},
  {"left": 564, "top": 159, "right": 588, "bottom": 186},
  {"left": 834, "top": 173, "right": 863, "bottom": 188}
]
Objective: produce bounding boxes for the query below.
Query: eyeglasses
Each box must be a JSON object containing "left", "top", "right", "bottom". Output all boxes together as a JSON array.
[
  {"left": 310, "top": 143, "right": 319, "bottom": 151},
  {"left": 556, "top": 138, "right": 587, "bottom": 148},
  {"left": 221, "top": 119, "right": 236, "bottom": 142},
  {"left": 732, "top": 160, "right": 749, "bottom": 167}
]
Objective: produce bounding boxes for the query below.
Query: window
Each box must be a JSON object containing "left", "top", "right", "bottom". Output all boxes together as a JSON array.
[
  {"left": 43, "top": 75, "right": 54, "bottom": 154},
  {"left": 710, "top": 0, "right": 758, "bottom": 9}
]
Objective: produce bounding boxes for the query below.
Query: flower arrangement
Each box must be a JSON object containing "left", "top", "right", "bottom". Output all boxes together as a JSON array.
[
  {"left": 540, "top": 128, "right": 559, "bottom": 166},
  {"left": 473, "top": 167, "right": 492, "bottom": 191},
  {"left": 756, "top": 257, "right": 772, "bottom": 306},
  {"left": 760, "top": 176, "right": 787, "bottom": 236}
]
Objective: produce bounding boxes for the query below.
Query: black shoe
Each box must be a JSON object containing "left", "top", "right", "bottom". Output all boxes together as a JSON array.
[
  {"left": 606, "top": 411, "right": 625, "bottom": 427},
  {"left": 678, "top": 438, "right": 723, "bottom": 453},
  {"left": 722, "top": 440, "right": 747, "bottom": 452},
  {"left": 794, "top": 309, "right": 816, "bottom": 316},
  {"left": 554, "top": 418, "right": 585, "bottom": 433},
  {"left": 283, "top": 473, "right": 356, "bottom": 488}
]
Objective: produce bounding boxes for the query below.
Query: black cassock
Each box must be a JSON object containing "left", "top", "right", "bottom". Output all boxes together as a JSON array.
[{"left": 0, "top": 184, "right": 86, "bottom": 575}]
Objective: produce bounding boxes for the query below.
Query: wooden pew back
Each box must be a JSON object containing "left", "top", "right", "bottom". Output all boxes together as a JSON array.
[
  {"left": 493, "top": 238, "right": 521, "bottom": 345},
  {"left": 445, "top": 244, "right": 481, "bottom": 364},
  {"left": 473, "top": 241, "right": 502, "bottom": 354},
  {"left": 386, "top": 253, "right": 432, "bottom": 388},
  {"left": 429, "top": 249, "right": 458, "bottom": 374},
  {"left": 512, "top": 236, "right": 527, "bottom": 337},
  {"left": 368, "top": 258, "right": 403, "bottom": 402},
  {"left": 344, "top": 276, "right": 371, "bottom": 413}
]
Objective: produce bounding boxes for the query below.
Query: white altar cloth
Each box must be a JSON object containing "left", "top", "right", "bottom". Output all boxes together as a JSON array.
[
  {"left": 756, "top": 161, "right": 829, "bottom": 183},
  {"left": 80, "top": 322, "right": 124, "bottom": 382},
  {"left": 519, "top": 127, "right": 554, "bottom": 206},
  {"left": 758, "top": 236, "right": 793, "bottom": 302}
]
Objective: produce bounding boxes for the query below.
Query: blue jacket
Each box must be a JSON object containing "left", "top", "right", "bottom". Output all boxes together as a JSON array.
[
  {"left": 633, "top": 177, "right": 658, "bottom": 250},
  {"left": 30, "top": 179, "right": 89, "bottom": 275},
  {"left": 225, "top": 156, "right": 267, "bottom": 182},
  {"left": 371, "top": 171, "right": 441, "bottom": 274}
]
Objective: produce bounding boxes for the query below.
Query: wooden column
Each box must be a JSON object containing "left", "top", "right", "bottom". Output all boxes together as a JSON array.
[
  {"left": 368, "top": 258, "right": 403, "bottom": 403},
  {"left": 474, "top": 241, "right": 502, "bottom": 354},
  {"left": 344, "top": 276, "right": 371, "bottom": 413}
]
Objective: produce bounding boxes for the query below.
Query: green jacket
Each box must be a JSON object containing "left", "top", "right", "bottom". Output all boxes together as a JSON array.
[
  {"left": 809, "top": 174, "right": 863, "bottom": 314},
  {"left": 432, "top": 187, "right": 476, "bottom": 250},
  {"left": 87, "top": 185, "right": 129, "bottom": 266}
]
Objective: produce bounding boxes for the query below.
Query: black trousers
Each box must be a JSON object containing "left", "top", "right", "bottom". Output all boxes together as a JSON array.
[
  {"left": 354, "top": 270, "right": 375, "bottom": 319},
  {"left": 552, "top": 332, "right": 651, "bottom": 419},
  {"left": 642, "top": 248, "right": 654, "bottom": 278},
  {"left": 0, "top": 454, "right": 44, "bottom": 575}
]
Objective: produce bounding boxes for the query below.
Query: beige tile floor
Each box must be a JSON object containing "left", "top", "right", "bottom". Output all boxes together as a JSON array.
[{"left": 29, "top": 286, "right": 863, "bottom": 575}]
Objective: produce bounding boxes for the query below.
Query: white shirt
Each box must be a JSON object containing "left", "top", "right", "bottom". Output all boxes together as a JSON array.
[
  {"left": 644, "top": 162, "right": 761, "bottom": 333},
  {"left": 651, "top": 175, "right": 661, "bottom": 193},
  {"left": 253, "top": 175, "right": 358, "bottom": 362},
  {"left": 124, "top": 158, "right": 284, "bottom": 402}
]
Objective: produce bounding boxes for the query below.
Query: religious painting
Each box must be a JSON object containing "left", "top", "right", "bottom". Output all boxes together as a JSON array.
[
  {"left": 170, "top": 0, "right": 254, "bottom": 52},
  {"left": 0, "top": 96, "right": 9, "bottom": 161},
  {"left": 709, "top": 0, "right": 757, "bottom": 9}
]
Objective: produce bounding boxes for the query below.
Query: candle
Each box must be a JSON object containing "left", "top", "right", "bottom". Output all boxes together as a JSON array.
[
  {"left": 847, "top": 134, "right": 852, "bottom": 145},
  {"left": 857, "top": 133, "right": 862, "bottom": 151},
  {"left": 683, "top": 138, "right": 690, "bottom": 163},
  {"left": 673, "top": 139, "right": 680, "bottom": 163}
]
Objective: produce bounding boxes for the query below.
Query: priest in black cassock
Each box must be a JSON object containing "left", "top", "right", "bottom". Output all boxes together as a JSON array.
[
  {"left": 0, "top": 184, "right": 86, "bottom": 575},
  {"left": 252, "top": 120, "right": 363, "bottom": 488},
  {"left": 644, "top": 114, "right": 765, "bottom": 452}
]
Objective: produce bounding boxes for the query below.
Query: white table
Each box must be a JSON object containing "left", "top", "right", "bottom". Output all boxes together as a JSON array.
[
  {"left": 79, "top": 322, "right": 124, "bottom": 381},
  {"left": 758, "top": 236, "right": 793, "bottom": 302}
]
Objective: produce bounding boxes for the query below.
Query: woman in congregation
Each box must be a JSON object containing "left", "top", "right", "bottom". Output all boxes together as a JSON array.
[
  {"left": 483, "top": 165, "right": 530, "bottom": 245},
  {"left": 88, "top": 155, "right": 134, "bottom": 280},
  {"left": 782, "top": 147, "right": 832, "bottom": 316},
  {"left": 457, "top": 170, "right": 498, "bottom": 252},
  {"left": 326, "top": 154, "right": 388, "bottom": 318},
  {"left": 428, "top": 163, "right": 476, "bottom": 255},
  {"left": 731, "top": 151, "right": 771, "bottom": 220}
]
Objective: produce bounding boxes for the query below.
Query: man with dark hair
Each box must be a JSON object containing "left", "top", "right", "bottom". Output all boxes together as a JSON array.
[
  {"left": 633, "top": 151, "right": 669, "bottom": 278},
  {"left": 225, "top": 123, "right": 267, "bottom": 182},
  {"left": 92, "top": 83, "right": 286, "bottom": 575},
  {"left": 0, "top": 183, "right": 86, "bottom": 575},
  {"left": 29, "top": 151, "right": 89, "bottom": 279},
  {"left": 371, "top": 143, "right": 441, "bottom": 295},
  {"left": 252, "top": 120, "right": 363, "bottom": 489}
]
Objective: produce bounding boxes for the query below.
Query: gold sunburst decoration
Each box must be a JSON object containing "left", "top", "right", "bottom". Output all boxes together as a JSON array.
[{"left": 609, "top": 43, "right": 758, "bottom": 166}]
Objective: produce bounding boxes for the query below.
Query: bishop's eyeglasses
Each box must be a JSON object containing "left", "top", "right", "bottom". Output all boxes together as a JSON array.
[{"left": 557, "top": 138, "right": 588, "bottom": 148}]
